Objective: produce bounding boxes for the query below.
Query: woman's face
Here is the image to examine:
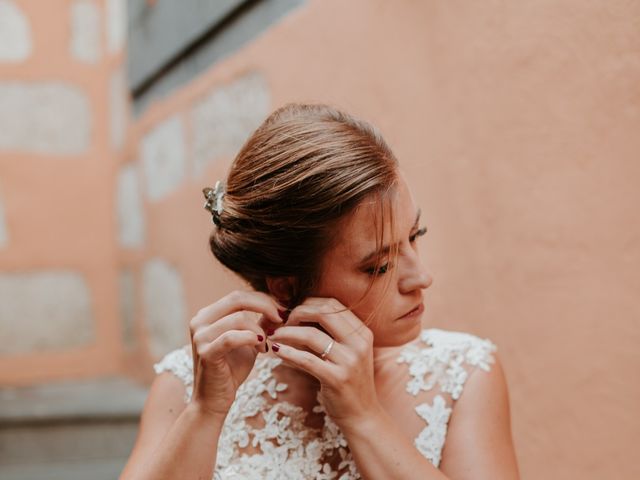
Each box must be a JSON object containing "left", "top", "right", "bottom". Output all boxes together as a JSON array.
[{"left": 312, "top": 173, "right": 433, "bottom": 347}]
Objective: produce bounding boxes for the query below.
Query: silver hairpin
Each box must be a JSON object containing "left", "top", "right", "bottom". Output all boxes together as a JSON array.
[{"left": 203, "top": 180, "right": 225, "bottom": 225}]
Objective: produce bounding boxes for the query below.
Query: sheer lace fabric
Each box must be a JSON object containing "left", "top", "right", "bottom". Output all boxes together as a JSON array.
[{"left": 154, "top": 328, "right": 497, "bottom": 479}]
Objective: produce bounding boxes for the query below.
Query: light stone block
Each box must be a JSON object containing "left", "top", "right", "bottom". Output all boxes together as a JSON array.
[
  {"left": 106, "top": 0, "right": 126, "bottom": 54},
  {"left": 0, "top": 189, "right": 8, "bottom": 248},
  {"left": 0, "top": 82, "right": 91, "bottom": 155},
  {"left": 110, "top": 67, "right": 129, "bottom": 150},
  {"left": 141, "top": 115, "right": 186, "bottom": 201},
  {"left": 142, "top": 259, "right": 187, "bottom": 358},
  {"left": 0, "top": 0, "right": 31, "bottom": 62},
  {"left": 0, "top": 271, "right": 95, "bottom": 354},
  {"left": 191, "top": 72, "right": 270, "bottom": 177},
  {"left": 116, "top": 163, "right": 145, "bottom": 247},
  {"left": 70, "top": 0, "right": 101, "bottom": 64},
  {"left": 118, "top": 269, "right": 136, "bottom": 349}
]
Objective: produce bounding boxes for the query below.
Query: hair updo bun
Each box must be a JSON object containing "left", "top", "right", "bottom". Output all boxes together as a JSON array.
[{"left": 208, "top": 103, "right": 399, "bottom": 306}]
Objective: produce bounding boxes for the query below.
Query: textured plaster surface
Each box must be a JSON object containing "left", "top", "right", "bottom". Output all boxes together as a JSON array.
[
  {"left": 0, "top": 83, "right": 91, "bottom": 155},
  {"left": 0, "top": 188, "right": 8, "bottom": 248},
  {"left": 116, "top": 163, "right": 145, "bottom": 247},
  {"left": 191, "top": 71, "right": 270, "bottom": 177},
  {"left": 110, "top": 67, "right": 129, "bottom": 150},
  {"left": 106, "top": 0, "right": 126, "bottom": 54},
  {"left": 140, "top": 115, "right": 187, "bottom": 202},
  {"left": 142, "top": 259, "right": 188, "bottom": 358},
  {"left": 70, "top": 0, "right": 101, "bottom": 64},
  {"left": 0, "top": 271, "right": 95, "bottom": 354},
  {"left": 0, "top": 0, "right": 31, "bottom": 62},
  {"left": 119, "top": 269, "right": 136, "bottom": 349}
]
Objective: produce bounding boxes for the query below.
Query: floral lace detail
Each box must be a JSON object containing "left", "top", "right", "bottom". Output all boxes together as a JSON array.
[
  {"left": 154, "top": 328, "right": 497, "bottom": 477},
  {"left": 215, "top": 357, "right": 361, "bottom": 480},
  {"left": 214, "top": 358, "right": 360, "bottom": 480},
  {"left": 155, "top": 351, "right": 360, "bottom": 480},
  {"left": 397, "top": 328, "right": 497, "bottom": 400},
  {"left": 153, "top": 346, "right": 193, "bottom": 402},
  {"left": 414, "top": 395, "right": 452, "bottom": 467},
  {"left": 397, "top": 328, "right": 497, "bottom": 468},
  {"left": 313, "top": 399, "right": 360, "bottom": 480}
]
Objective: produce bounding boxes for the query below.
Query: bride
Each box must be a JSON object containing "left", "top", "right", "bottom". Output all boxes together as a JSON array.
[{"left": 120, "top": 103, "right": 520, "bottom": 479}]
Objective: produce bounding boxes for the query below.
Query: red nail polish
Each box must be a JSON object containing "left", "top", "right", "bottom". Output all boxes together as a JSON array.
[
  {"left": 267, "top": 328, "right": 275, "bottom": 336},
  {"left": 257, "top": 334, "right": 264, "bottom": 342},
  {"left": 272, "top": 343, "right": 280, "bottom": 353}
]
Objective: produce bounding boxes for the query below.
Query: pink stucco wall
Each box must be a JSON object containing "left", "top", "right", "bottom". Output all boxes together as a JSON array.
[{"left": 0, "top": 1, "right": 638, "bottom": 478}]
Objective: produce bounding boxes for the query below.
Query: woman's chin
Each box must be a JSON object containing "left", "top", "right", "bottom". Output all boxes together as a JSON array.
[{"left": 374, "top": 319, "right": 423, "bottom": 347}]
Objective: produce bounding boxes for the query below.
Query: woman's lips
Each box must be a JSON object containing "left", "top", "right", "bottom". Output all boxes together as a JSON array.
[{"left": 398, "top": 302, "right": 424, "bottom": 319}]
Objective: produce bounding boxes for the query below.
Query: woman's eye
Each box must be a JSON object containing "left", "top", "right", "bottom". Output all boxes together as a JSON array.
[
  {"left": 365, "top": 263, "right": 389, "bottom": 276},
  {"left": 409, "top": 226, "right": 427, "bottom": 243}
]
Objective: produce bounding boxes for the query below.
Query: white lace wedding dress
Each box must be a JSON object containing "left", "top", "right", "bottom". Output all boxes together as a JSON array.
[{"left": 154, "top": 328, "right": 497, "bottom": 479}]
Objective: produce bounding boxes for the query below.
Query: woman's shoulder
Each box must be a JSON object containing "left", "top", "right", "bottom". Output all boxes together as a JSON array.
[
  {"left": 153, "top": 345, "right": 194, "bottom": 401},
  {"left": 154, "top": 345, "right": 192, "bottom": 376},
  {"left": 419, "top": 327, "right": 497, "bottom": 358},
  {"left": 397, "top": 327, "right": 498, "bottom": 400}
]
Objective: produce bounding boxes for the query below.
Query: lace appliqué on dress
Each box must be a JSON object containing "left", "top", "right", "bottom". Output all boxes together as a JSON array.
[
  {"left": 153, "top": 329, "right": 497, "bottom": 476},
  {"left": 397, "top": 328, "right": 497, "bottom": 400},
  {"left": 154, "top": 350, "right": 360, "bottom": 480},
  {"left": 215, "top": 357, "right": 360, "bottom": 480},
  {"left": 414, "top": 395, "right": 452, "bottom": 467},
  {"left": 153, "top": 346, "right": 193, "bottom": 402},
  {"left": 397, "top": 328, "right": 497, "bottom": 468}
]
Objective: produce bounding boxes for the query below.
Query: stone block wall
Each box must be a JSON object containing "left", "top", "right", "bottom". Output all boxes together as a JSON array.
[
  {"left": 0, "top": 0, "right": 277, "bottom": 388},
  {"left": 0, "top": 1, "right": 144, "bottom": 477},
  {"left": 0, "top": 0, "right": 131, "bottom": 384}
]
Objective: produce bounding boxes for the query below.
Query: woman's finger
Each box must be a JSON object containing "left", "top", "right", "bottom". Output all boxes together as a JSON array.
[
  {"left": 270, "top": 342, "right": 340, "bottom": 386},
  {"left": 194, "top": 312, "right": 268, "bottom": 353},
  {"left": 193, "top": 311, "right": 267, "bottom": 345},
  {"left": 191, "top": 290, "right": 285, "bottom": 330},
  {"left": 287, "top": 299, "right": 365, "bottom": 344},
  {"left": 258, "top": 314, "right": 281, "bottom": 337},
  {"left": 198, "top": 330, "right": 264, "bottom": 361},
  {"left": 268, "top": 326, "right": 347, "bottom": 363}
]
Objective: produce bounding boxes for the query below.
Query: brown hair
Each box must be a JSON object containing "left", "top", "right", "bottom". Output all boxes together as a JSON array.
[{"left": 208, "top": 103, "right": 399, "bottom": 310}]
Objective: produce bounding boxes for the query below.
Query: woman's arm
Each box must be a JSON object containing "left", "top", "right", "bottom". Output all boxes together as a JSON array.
[
  {"left": 438, "top": 353, "right": 521, "bottom": 480},
  {"left": 119, "top": 374, "right": 227, "bottom": 480},
  {"left": 339, "top": 354, "right": 520, "bottom": 480},
  {"left": 339, "top": 405, "right": 449, "bottom": 480}
]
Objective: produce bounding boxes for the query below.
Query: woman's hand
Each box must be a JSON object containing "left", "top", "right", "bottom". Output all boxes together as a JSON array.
[
  {"left": 267, "top": 297, "right": 382, "bottom": 431},
  {"left": 189, "top": 290, "right": 284, "bottom": 418}
]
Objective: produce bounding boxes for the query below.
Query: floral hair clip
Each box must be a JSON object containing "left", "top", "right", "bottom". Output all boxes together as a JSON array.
[{"left": 203, "top": 180, "right": 225, "bottom": 226}]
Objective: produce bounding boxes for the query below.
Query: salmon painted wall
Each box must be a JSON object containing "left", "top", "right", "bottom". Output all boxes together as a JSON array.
[{"left": 0, "top": 1, "right": 638, "bottom": 479}]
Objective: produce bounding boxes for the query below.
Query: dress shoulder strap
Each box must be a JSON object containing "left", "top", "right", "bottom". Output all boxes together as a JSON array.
[
  {"left": 397, "top": 328, "right": 498, "bottom": 400},
  {"left": 153, "top": 346, "right": 194, "bottom": 402}
]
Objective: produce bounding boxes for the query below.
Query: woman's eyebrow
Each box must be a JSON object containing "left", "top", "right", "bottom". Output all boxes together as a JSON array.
[{"left": 357, "top": 209, "right": 422, "bottom": 266}]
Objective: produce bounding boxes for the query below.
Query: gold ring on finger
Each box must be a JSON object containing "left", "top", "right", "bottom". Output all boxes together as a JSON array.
[{"left": 320, "top": 340, "right": 335, "bottom": 360}]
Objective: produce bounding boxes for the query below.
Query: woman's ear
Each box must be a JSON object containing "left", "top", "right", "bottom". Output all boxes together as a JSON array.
[{"left": 265, "top": 276, "right": 297, "bottom": 306}]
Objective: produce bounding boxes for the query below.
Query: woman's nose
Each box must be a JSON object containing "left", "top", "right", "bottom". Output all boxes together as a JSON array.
[
  {"left": 398, "top": 255, "right": 433, "bottom": 293},
  {"left": 409, "top": 269, "right": 433, "bottom": 292}
]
